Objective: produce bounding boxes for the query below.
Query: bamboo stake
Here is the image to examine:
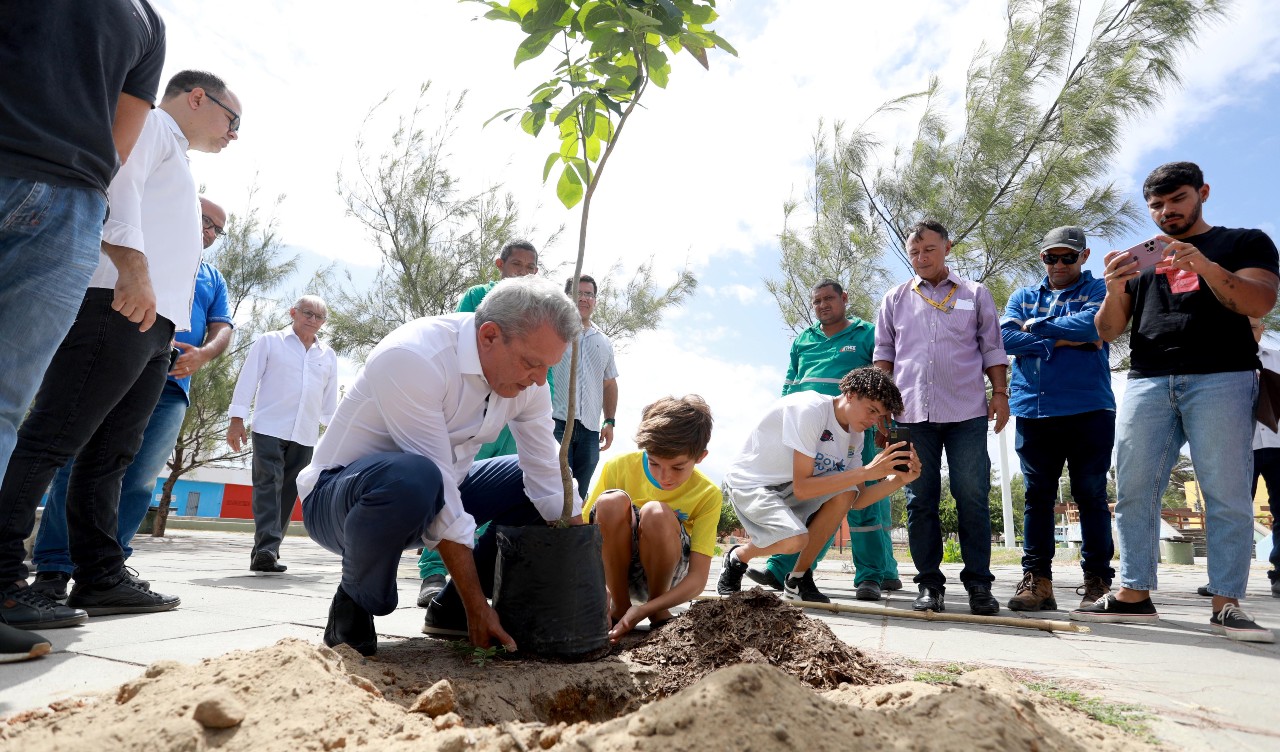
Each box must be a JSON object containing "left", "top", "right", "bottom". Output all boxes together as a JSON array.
[{"left": 693, "top": 595, "right": 1090, "bottom": 634}]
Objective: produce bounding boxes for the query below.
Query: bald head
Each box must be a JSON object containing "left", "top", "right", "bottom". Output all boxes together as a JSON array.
[{"left": 200, "top": 197, "right": 226, "bottom": 249}]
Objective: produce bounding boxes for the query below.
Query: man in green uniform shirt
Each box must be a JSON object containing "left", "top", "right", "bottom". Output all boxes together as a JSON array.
[
  {"left": 416, "top": 239, "right": 547, "bottom": 606},
  {"left": 746, "top": 279, "right": 903, "bottom": 600}
]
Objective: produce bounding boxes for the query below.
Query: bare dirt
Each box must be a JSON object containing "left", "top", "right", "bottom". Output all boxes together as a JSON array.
[{"left": 0, "top": 593, "right": 1154, "bottom": 751}]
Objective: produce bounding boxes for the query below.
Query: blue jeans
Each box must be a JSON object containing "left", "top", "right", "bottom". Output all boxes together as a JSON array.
[
  {"left": 0, "top": 177, "right": 105, "bottom": 472},
  {"left": 902, "top": 416, "right": 994, "bottom": 591},
  {"left": 33, "top": 380, "right": 189, "bottom": 573},
  {"left": 303, "top": 453, "right": 544, "bottom": 615},
  {"left": 1015, "top": 409, "right": 1115, "bottom": 581},
  {"left": 553, "top": 418, "right": 600, "bottom": 500},
  {"left": 1116, "top": 371, "right": 1257, "bottom": 598}
]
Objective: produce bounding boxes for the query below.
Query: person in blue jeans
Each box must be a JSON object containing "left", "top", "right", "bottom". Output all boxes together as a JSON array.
[
  {"left": 1077, "top": 161, "right": 1278, "bottom": 643},
  {"left": 1001, "top": 226, "right": 1116, "bottom": 612},
  {"left": 296, "top": 277, "right": 582, "bottom": 656},
  {"left": 29, "top": 198, "right": 234, "bottom": 599},
  {"left": 0, "top": 3, "right": 165, "bottom": 650}
]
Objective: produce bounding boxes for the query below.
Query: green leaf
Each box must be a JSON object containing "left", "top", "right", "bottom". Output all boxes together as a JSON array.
[
  {"left": 483, "top": 107, "right": 521, "bottom": 127},
  {"left": 514, "top": 29, "right": 556, "bottom": 67},
  {"left": 556, "top": 164, "right": 583, "bottom": 208},
  {"left": 559, "top": 133, "right": 578, "bottom": 157},
  {"left": 542, "top": 152, "right": 560, "bottom": 182},
  {"left": 705, "top": 30, "right": 737, "bottom": 56},
  {"left": 687, "top": 44, "right": 708, "bottom": 70},
  {"left": 510, "top": 0, "right": 536, "bottom": 19},
  {"left": 483, "top": 7, "right": 520, "bottom": 23}
]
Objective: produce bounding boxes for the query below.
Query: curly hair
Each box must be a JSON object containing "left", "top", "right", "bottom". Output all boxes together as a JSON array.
[
  {"left": 838, "top": 367, "right": 903, "bottom": 416},
  {"left": 633, "top": 395, "right": 713, "bottom": 459}
]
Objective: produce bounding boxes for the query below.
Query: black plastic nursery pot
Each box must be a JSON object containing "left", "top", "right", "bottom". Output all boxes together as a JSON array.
[{"left": 492, "top": 523, "right": 610, "bottom": 660}]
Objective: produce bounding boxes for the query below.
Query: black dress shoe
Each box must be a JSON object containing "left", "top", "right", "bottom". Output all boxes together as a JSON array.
[
  {"left": 250, "top": 551, "right": 288, "bottom": 573},
  {"left": 324, "top": 586, "right": 377, "bottom": 656},
  {"left": 65, "top": 574, "right": 180, "bottom": 616},
  {"left": 912, "top": 585, "right": 945, "bottom": 612},
  {"left": 968, "top": 584, "right": 1000, "bottom": 616}
]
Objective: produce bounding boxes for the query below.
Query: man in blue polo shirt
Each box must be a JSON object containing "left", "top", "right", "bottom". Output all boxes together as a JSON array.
[
  {"left": 1001, "top": 226, "right": 1115, "bottom": 611},
  {"left": 29, "top": 197, "right": 235, "bottom": 599}
]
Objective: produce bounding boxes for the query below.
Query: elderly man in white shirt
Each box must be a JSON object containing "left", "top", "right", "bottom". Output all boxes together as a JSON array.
[
  {"left": 228, "top": 295, "right": 338, "bottom": 573},
  {"left": 297, "top": 277, "right": 580, "bottom": 656},
  {"left": 0, "top": 71, "right": 241, "bottom": 631}
]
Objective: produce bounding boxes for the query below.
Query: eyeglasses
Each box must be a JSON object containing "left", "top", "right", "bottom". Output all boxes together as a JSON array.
[
  {"left": 186, "top": 88, "right": 240, "bottom": 133},
  {"left": 1040, "top": 251, "right": 1080, "bottom": 266},
  {"left": 201, "top": 214, "right": 225, "bottom": 237},
  {"left": 298, "top": 310, "right": 326, "bottom": 322},
  {"left": 576, "top": 291, "right": 597, "bottom": 300}
]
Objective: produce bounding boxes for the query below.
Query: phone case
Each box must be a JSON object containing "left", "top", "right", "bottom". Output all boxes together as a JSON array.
[{"left": 1123, "top": 237, "right": 1169, "bottom": 273}]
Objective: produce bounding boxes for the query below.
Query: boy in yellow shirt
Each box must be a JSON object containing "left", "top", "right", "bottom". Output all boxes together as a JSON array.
[{"left": 585, "top": 395, "right": 719, "bottom": 641}]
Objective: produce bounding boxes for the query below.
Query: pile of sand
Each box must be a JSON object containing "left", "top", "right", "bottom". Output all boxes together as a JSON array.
[{"left": 1, "top": 600, "right": 1153, "bottom": 751}]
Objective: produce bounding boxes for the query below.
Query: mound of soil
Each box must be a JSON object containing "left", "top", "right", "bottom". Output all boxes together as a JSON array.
[
  {"left": 0, "top": 639, "right": 1149, "bottom": 752},
  {"left": 624, "top": 588, "right": 897, "bottom": 697}
]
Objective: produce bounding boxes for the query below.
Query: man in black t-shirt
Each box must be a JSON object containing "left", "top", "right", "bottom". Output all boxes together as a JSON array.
[
  {"left": 0, "top": 0, "right": 165, "bottom": 663},
  {"left": 1072, "top": 162, "right": 1279, "bottom": 644}
]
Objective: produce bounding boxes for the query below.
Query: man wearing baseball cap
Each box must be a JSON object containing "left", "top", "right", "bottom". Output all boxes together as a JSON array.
[{"left": 1000, "top": 226, "right": 1116, "bottom": 612}]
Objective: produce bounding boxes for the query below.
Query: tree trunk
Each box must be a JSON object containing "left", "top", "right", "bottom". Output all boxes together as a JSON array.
[{"left": 152, "top": 469, "right": 181, "bottom": 538}]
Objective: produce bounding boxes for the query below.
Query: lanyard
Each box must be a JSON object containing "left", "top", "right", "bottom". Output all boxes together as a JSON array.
[{"left": 912, "top": 281, "right": 956, "bottom": 314}]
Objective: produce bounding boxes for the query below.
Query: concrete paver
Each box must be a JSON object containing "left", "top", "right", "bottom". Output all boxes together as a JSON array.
[{"left": 2, "top": 531, "right": 1277, "bottom": 751}]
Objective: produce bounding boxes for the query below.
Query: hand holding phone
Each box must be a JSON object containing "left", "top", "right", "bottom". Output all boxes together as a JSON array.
[
  {"left": 1119, "top": 237, "right": 1169, "bottom": 274},
  {"left": 887, "top": 426, "right": 912, "bottom": 472}
]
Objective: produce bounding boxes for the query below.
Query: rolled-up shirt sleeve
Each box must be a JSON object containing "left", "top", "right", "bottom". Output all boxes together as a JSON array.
[
  {"left": 975, "top": 287, "right": 1009, "bottom": 369},
  {"left": 364, "top": 346, "right": 477, "bottom": 549},
  {"left": 101, "top": 115, "right": 158, "bottom": 253},
  {"left": 509, "top": 384, "right": 580, "bottom": 520}
]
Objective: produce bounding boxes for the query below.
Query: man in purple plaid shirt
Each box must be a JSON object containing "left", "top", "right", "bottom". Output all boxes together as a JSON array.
[{"left": 874, "top": 220, "right": 1009, "bottom": 616}]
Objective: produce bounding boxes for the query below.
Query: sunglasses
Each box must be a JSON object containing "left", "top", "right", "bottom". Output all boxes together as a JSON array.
[
  {"left": 1041, "top": 251, "right": 1080, "bottom": 266},
  {"left": 185, "top": 88, "right": 240, "bottom": 133}
]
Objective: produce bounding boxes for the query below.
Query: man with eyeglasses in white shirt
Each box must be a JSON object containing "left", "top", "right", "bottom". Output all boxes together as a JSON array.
[
  {"left": 228, "top": 295, "right": 339, "bottom": 574},
  {"left": 0, "top": 70, "right": 242, "bottom": 630}
]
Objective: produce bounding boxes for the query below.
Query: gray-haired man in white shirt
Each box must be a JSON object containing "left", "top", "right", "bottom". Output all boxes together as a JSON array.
[
  {"left": 228, "top": 295, "right": 338, "bottom": 573},
  {"left": 297, "top": 277, "right": 581, "bottom": 655},
  {"left": 0, "top": 70, "right": 241, "bottom": 630}
]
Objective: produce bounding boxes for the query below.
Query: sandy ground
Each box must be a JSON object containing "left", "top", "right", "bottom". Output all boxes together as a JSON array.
[{"left": 1, "top": 593, "right": 1156, "bottom": 752}]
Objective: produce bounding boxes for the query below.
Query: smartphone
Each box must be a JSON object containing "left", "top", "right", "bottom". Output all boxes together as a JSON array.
[
  {"left": 1120, "top": 237, "right": 1169, "bottom": 273},
  {"left": 169, "top": 346, "right": 182, "bottom": 371},
  {"left": 887, "top": 426, "right": 912, "bottom": 473}
]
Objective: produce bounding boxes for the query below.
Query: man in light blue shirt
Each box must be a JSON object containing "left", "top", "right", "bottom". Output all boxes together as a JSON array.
[{"left": 1001, "top": 226, "right": 1115, "bottom": 612}]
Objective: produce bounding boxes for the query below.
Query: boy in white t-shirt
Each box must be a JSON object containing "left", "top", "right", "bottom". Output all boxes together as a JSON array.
[{"left": 718, "top": 367, "right": 920, "bottom": 603}]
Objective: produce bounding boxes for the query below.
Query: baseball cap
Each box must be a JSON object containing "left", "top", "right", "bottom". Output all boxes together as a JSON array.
[{"left": 1039, "top": 226, "right": 1087, "bottom": 253}]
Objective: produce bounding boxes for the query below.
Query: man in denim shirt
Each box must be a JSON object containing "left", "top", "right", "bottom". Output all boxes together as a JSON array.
[{"left": 1001, "top": 226, "right": 1115, "bottom": 612}]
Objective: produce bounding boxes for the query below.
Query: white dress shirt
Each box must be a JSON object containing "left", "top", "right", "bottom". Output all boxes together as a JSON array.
[
  {"left": 89, "top": 108, "right": 201, "bottom": 331},
  {"left": 229, "top": 327, "right": 338, "bottom": 446},
  {"left": 550, "top": 325, "right": 618, "bottom": 431},
  {"left": 296, "top": 314, "right": 577, "bottom": 549}
]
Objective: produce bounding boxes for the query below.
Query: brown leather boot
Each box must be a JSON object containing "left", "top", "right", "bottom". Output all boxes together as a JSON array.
[{"left": 1007, "top": 571, "right": 1057, "bottom": 611}]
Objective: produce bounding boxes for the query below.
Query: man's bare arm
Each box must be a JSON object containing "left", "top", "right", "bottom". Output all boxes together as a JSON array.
[
  {"left": 100, "top": 241, "right": 157, "bottom": 332},
  {"left": 112, "top": 92, "right": 152, "bottom": 165}
]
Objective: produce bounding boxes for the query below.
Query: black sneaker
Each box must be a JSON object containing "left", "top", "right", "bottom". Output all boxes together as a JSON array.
[
  {"left": 783, "top": 569, "right": 831, "bottom": 604},
  {"left": 122, "top": 566, "right": 150, "bottom": 591},
  {"left": 1, "top": 583, "right": 88, "bottom": 629},
  {"left": 250, "top": 551, "right": 287, "bottom": 573},
  {"left": 744, "top": 565, "right": 783, "bottom": 591},
  {"left": 421, "top": 597, "right": 468, "bottom": 638},
  {"left": 29, "top": 571, "right": 71, "bottom": 601},
  {"left": 1210, "top": 603, "right": 1275, "bottom": 643},
  {"left": 855, "top": 580, "right": 882, "bottom": 601},
  {"left": 880, "top": 578, "right": 904, "bottom": 591},
  {"left": 66, "top": 573, "right": 180, "bottom": 616},
  {"left": 1272, "top": 578, "right": 1280, "bottom": 599},
  {"left": 0, "top": 622, "right": 51, "bottom": 663},
  {"left": 1196, "top": 585, "right": 1212, "bottom": 597},
  {"left": 324, "top": 586, "right": 378, "bottom": 656},
  {"left": 1069, "top": 593, "right": 1159, "bottom": 623},
  {"left": 416, "top": 574, "right": 447, "bottom": 608},
  {"left": 716, "top": 545, "right": 747, "bottom": 596}
]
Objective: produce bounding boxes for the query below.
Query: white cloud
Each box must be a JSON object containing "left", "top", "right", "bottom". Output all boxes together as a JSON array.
[{"left": 706, "top": 283, "right": 759, "bottom": 305}]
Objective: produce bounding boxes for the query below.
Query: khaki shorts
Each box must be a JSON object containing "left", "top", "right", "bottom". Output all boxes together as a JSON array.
[{"left": 589, "top": 493, "right": 691, "bottom": 603}]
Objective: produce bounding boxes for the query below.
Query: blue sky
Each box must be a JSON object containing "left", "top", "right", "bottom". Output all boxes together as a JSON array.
[{"left": 157, "top": 0, "right": 1280, "bottom": 480}]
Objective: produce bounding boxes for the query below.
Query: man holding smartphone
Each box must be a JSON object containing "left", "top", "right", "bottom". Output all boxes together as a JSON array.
[
  {"left": 1001, "top": 226, "right": 1115, "bottom": 612},
  {"left": 1078, "top": 162, "right": 1278, "bottom": 643}
]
